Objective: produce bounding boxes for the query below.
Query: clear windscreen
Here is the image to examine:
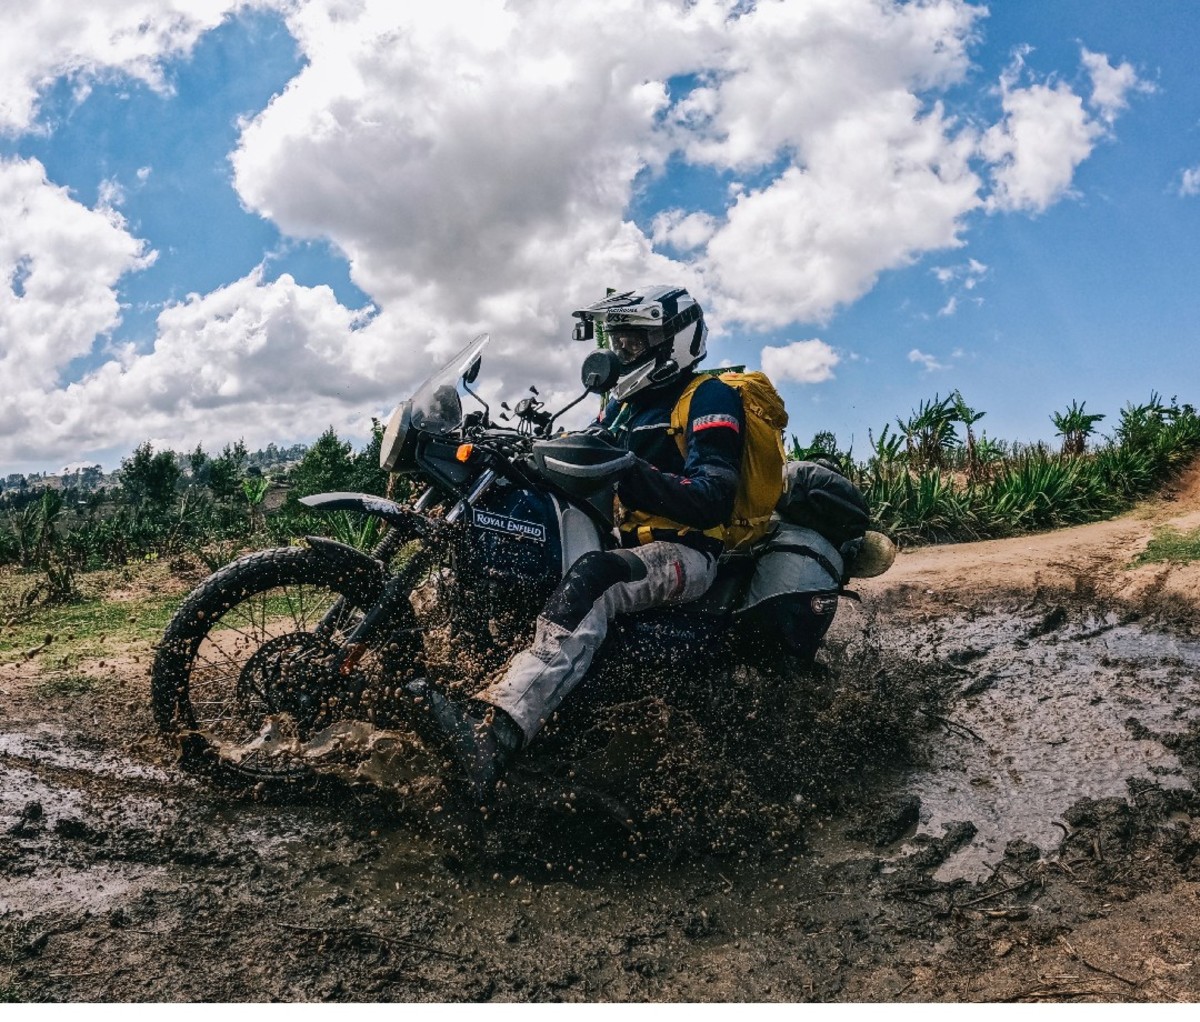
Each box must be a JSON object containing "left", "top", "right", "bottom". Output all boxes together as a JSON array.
[
  {"left": 408, "top": 332, "right": 489, "bottom": 433},
  {"left": 380, "top": 333, "right": 490, "bottom": 471}
]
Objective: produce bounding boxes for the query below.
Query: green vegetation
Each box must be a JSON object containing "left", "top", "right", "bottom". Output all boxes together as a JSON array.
[
  {"left": 35, "top": 672, "right": 98, "bottom": 698},
  {"left": 3, "top": 385, "right": 1200, "bottom": 603},
  {"left": 0, "top": 590, "right": 180, "bottom": 666},
  {"left": 0, "top": 422, "right": 403, "bottom": 611},
  {"left": 1134, "top": 525, "right": 1200, "bottom": 566},
  {"left": 796, "top": 392, "right": 1200, "bottom": 546}
]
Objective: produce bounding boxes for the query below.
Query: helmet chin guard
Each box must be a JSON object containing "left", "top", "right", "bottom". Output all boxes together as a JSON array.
[{"left": 573, "top": 285, "right": 707, "bottom": 401}]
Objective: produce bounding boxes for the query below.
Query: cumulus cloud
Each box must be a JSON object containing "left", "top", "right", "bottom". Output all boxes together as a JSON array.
[
  {"left": 760, "top": 339, "right": 840, "bottom": 384},
  {"left": 1081, "top": 48, "right": 1152, "bottom": 125},
  {"left": 651, "top": 210, "right": 719, "bottom": 253},
  {"left": 1, "top": 269, "right": 380, "bottom": 468},
  {"left": 0, "top": 1, "right": 251, "bottom": 134},
  {"left": 980, "top": 48, "right": 1145, "bottom": 214},
  {"left": 0, "top": 157, "right": 155, "bottom": 399},
  {"left": 981, "top": 70, "right": 1101, "bottom": 213},
  {"left": 909, "top": 348, "right": 949, "bottom": 372},
  {"left": 679, "top": 0, "right": 986, "bottom": 326},
  {"left": 0, "top": 1, "right": 1151, "bottom": 471},
  {"left": 1180, "top": 166, "right": 1200, "bottom": 197}
]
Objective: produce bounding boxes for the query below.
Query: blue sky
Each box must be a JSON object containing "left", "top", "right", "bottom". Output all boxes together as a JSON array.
[{"left": 1, "top": 1, "right": 1197, "bottom": 475}]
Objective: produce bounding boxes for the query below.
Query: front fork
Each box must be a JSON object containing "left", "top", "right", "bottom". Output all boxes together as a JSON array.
[
  {"left": 317, "top": 495, "right": 435, "bottom": 674},
  {"left": 318, "top": 472, "right": 499, "bottom": 672}
]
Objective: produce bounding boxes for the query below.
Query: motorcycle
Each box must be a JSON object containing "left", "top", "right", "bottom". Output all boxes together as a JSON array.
[{"left": 150, "top": 333, "right": 858, "bottom": 794}]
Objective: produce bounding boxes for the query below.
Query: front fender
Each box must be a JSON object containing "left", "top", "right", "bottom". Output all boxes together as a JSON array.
[
  {"left": 299, "top": 491, "right": 430, "bottom": 538},
  {"left": 302, "top": 536, "right": 388, "bottom": 604}
]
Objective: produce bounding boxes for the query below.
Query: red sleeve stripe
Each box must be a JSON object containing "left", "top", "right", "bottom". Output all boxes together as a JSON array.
[{"left": 692, "top": 413, "right": 740, "bottom": 433}]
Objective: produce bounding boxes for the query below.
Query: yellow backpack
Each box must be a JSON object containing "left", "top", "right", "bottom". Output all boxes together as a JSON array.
[{"left": 670, "top": 371, "right": 788, "bottom": 551}]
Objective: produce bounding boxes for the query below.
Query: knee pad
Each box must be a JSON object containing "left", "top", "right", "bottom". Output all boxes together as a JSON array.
[{"left": 542, "top": 549, "right": 646, "bottom": 630}]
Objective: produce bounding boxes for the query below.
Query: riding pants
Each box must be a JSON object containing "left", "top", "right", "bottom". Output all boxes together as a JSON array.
[{"left": 476, "top": 541, "right": 718, "bottom": 743}]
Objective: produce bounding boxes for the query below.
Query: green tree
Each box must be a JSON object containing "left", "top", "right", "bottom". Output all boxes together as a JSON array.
[
  {"left": 1051, "top": 400, "right": 1105, "bottom": 457},
  {"left": 950, "top": 390, "right": 987, "bottom": 481},
  {"left": 120, "top": 442, "right": 181, "bottom": 514},
  {"left": 208, "top": 440, "right": 248, "bottom": 502},
  {"left": 288, "top": 427, "right": 355, "bottom": 500}
]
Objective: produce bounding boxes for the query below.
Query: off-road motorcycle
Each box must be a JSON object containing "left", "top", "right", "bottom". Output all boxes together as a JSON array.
[{"left": 151, "top": 334, "right": 874, "bottom": 796}]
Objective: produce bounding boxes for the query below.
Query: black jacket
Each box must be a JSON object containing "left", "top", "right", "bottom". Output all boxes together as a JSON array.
[{"left": 599, "top": 371, "right": 745, "bottom": 555}]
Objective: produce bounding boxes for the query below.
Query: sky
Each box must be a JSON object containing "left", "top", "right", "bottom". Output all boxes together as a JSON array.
[{"left": 1, "top": 0, "right": 1198, "bottom": 476}]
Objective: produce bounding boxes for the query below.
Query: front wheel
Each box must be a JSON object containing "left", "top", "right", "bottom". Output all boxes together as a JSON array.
[{"left": 151, "top": 546, "right": 419, "bottom": 778}]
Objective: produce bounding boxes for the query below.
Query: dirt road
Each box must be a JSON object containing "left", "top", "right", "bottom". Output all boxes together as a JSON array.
[{"left": 3, "top": 466, "right": 1200, "bottom": 1002}]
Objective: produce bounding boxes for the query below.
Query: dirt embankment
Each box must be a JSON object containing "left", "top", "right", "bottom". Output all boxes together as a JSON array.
[
  {"left": 2, "top": 464, "right": 1200, "bottom": 1002},
  {"left": 862, "top": 457, "right": 1200, "bottom": 622}
]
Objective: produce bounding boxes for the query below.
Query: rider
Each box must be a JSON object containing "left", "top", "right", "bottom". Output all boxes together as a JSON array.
[{"left": 407, "top": 285, "right": 744, "bottom": 808}]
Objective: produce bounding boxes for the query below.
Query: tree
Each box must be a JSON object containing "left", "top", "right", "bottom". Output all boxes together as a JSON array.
[
  {"left": 288, "top": 427, "right": 355, "bottom": 500},
  {"left": 1051, "top": 400, "right": 1105, "bottom": 457},
  {"left": 208, "top": 440, "right": 248, "bottom": 502},
  {"left": 951, "top": 390, "right": 987, "bottom": 482},
  {"left": 120, "top": 442, "right": 181, "bottom": 514},
  {"left": 898, "top": 395, "right": 959, "bottom": 471},
  {"left": 188, "top": 444, "right": 210, "bottom": 487}
]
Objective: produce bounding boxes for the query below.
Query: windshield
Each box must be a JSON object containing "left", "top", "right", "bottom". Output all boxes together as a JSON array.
[
  {"left": 408, "top": 332, "right": 489, "bottom": 433},
  {"left": 380, "top": 333, "right": 490, "bottom": 471}
]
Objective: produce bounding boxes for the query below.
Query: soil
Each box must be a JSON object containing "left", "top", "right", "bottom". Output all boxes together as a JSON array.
[{"left": 4, "top": 465, "right": 1200, "bottom": 1003}]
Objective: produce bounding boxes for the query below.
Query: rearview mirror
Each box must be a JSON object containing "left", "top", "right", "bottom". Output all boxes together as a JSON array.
[{"left": 580, "top": 349, "right": 622, "bottom": 394}]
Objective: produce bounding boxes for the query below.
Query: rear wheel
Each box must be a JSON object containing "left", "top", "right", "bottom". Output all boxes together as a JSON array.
[{"left": 151, "top": 546, "right": 419, "bottom": 779}]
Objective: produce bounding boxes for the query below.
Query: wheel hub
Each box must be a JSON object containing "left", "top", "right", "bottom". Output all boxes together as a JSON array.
[{"left": 238, "top": 632, "right": 344, "bottom": 735}]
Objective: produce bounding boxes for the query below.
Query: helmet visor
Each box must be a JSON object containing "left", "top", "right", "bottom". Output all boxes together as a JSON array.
[{"left": 608, "top": 326, "right": 663, "bottom": 367}]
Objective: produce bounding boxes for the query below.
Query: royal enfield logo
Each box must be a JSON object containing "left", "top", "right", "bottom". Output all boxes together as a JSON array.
[{"left": 471, "top": 508, "right": 546, "bottom": 543}]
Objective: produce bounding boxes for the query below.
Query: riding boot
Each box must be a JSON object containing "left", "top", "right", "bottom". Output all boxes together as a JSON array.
[{"left": 403, "top": 678, "right": 523, "bottom": 810}]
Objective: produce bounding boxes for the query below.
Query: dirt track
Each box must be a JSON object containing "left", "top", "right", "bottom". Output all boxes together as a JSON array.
[{"left": 3, "top": 466, "right": 1200, "bottom": 1002}]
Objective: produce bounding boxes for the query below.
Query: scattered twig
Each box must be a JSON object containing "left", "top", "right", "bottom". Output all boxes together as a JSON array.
[
  {"left": 1005, "top": 987, "right": 1108, "bottom": 1002},
  {"left": 1079, "top": 957, "right": 1139, "bottom": 988},
  {"left": 277, "top": 922, "right": 464, "bottom": 961},
  {"left": 956, "top": 880, "right": 1035, "bottom": 910},
  {"left": 917, "top": 708, "right": 985, "bottom": 744},
  {"left": 1058, "top": 934, "right": 1139, "bottom": 987}
]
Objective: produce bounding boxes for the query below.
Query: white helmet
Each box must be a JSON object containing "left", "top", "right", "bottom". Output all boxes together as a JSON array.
[{"left": 572, "top": 285, "right": 708, "bottom": 400}]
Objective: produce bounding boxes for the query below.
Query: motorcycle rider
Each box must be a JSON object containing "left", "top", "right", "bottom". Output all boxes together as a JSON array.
[{"left": 408, "top": 285, "right": 744, "bottom": 809}]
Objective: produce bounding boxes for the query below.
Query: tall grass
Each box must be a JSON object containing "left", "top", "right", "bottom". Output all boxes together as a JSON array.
[{"left": 833, "top": 393, "right": 1200, "bottom": 547}]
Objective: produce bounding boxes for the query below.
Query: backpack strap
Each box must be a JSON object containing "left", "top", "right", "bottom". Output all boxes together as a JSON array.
[
  {"left": 761, "top": 541, "right": 846, "bottom": 589},
  {"left": 667, "top": 374, "right": 709, "bottom": 458}
]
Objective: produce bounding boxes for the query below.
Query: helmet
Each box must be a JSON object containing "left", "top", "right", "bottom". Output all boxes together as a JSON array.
[{"left": 572, "top": 285, "right": 708, "bottom": 400}]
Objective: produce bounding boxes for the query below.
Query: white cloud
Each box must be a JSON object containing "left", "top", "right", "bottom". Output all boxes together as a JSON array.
[
  {"left": 651, "top": 210, "right": 718, "bottom": 253},
  {"left": 981, "top": 67, "right": 1102, "bottom": 213},
  {"left": 979, "top": 47, "right": 1144, "bottom": 215},
  {"left": 760, "top": 339, "right": 840, "bottom": 384},
  {"left": 1081, "top": 48, "right": 1152, "bottom": 125},
  {"left": 909, "top": 348, "right": 949, "bottom": 372},
  {"left": 1180, "top": 165, "right": 1200, "bottom": 197},
  {"left": 0, "top": 2, "right": 1150, "bottom": 471},
  {"left": 0, "top": 1, "right": 252, "bottom": 134},
  {"left": 0, "top": 157, "right": 155, "bottom": 400},
  {"left": 679, "top": 0, "right": 986, "bottom": 327},
  {"left": 1, "top": 269, "right": 381, "bottom": 468},
  {"left": 938, "top": 296, "right": 958, "bottom": 317}
]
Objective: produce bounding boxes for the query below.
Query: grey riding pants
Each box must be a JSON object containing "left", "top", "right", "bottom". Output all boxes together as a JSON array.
[{"left": 476, "top": 541, "right": 718, "bottom": 743}]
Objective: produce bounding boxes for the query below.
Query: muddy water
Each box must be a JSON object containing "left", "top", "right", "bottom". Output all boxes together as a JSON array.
[{"left": 854, "top": 607, "right": 1200, "bottom": 880}]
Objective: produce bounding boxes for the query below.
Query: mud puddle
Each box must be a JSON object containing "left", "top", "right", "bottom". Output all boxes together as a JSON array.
[{"left": 853, "top": 606, "right": 1200, "bottom": 880}]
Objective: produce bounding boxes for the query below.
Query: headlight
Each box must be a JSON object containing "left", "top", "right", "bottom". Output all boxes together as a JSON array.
[{"left": 380, "top": 400, "right": 413, "bottom": 471}]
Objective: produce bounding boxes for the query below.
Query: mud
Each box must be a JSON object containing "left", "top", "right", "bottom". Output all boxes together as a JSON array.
[{"left": 7, "top": 489, "right": 1200, "bottom": 1000}]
